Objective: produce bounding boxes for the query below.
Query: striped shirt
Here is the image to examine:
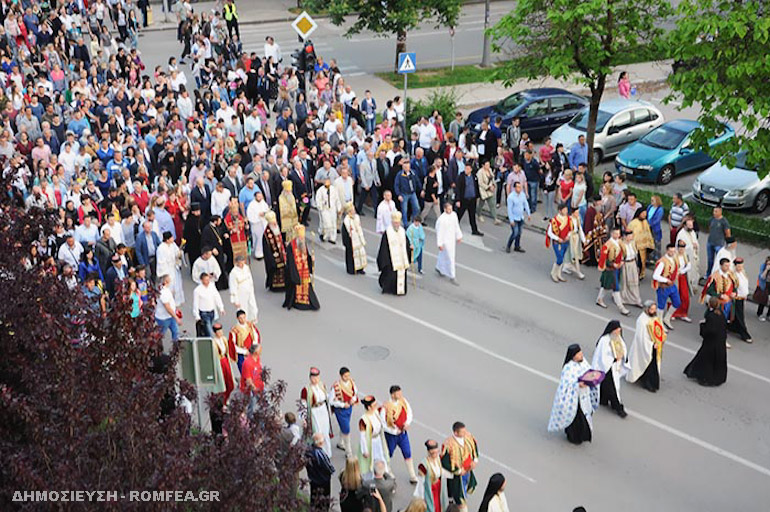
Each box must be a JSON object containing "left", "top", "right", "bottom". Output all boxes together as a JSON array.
[{"left": 669, "top": 201, "right": 690, "bottom": 228}]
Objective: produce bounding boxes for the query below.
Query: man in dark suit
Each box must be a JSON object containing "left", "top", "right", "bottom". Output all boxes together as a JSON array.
[
  {"left": 406, "top": 131, "right": 420, "bottom": 157},
  {"left": 447, "top": 148, "right": 465, "bottom": 189},
  {"left": 104, "top": 255, "right": 127, "bottom": 297},
  {"left": 221, "top": 167, "right": 242, "bottom": 197},
  {"left": 257, "top": 169, "right": 276, "bottom": 210},
  {"left": 289, "top": 158, "right": 311, "bottom": 225},
  {"left": 135, "top": 221, "right": 161, "bottom": 282},
  {"left": 454, "top": 163, "right": 483, "bottom": 236},
  {"left": 190, "top": 177, "right": 213, "bottom": 223},
  {"left": 201, "top": 215, "right": 228, "bottom": 289}
]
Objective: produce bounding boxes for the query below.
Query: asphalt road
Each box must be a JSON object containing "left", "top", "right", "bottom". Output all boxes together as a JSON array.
[{"left": 173, "top": 206, "right": 770, "bottom": 512}]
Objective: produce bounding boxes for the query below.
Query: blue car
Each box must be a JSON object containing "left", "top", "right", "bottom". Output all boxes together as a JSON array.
[
  {"left": 614, "top": 119, "right": 735, "bottom": 184},
  {"left": 465, "top": 88, "right": 588, "bottom": 140}
]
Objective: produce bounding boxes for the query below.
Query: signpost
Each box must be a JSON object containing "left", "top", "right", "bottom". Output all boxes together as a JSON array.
[
  {"left": 291, "top": 10, "right": 318, "bottom": 41},
  {"left": 179, "top": 337, "right": 223, "bottom": 430},
  {"left": 397, "top": 52, "right": 416, "bottom": 115}
]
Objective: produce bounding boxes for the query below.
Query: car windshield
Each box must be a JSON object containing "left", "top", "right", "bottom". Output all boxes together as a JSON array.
[
  {"left": 640, "top": 125, "right": 688, "bottom": 150},
  {"left": 494, "top": 92, "right": 527, "bottom": 114},
  {"left": 568, "top": 109, "right": 613, "bottom": 132},
  {"left": 733, "top": 151, "right": 758, "bottom": 172}
]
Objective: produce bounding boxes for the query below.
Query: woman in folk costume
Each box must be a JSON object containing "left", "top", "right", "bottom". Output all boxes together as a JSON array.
[
  {"left": 478, "top": 473, "right": 510, "bottom": 512},
  {"left": 548, "top": 344, "right": 599, "bottom": 445},
  {"left": 562, "top": 206, "right": 586, "bottom": 280},
  {"left": 301, "top": 367, "right": 334, "bottom": 458},
  {"left": 591, "top": 320, "right": 628, "bottom": 418},
  {"left": 414, "top": 440, "right": 449, "bottom": 512},
  {"left": 278, "top": 179, "right": 299, "bottom": 243},
  {"left": 626, "top": 301, "right": 666, "bottom": 392},
  {"left": 619, "top": 230, "right": 643, "bottom": 307},
  {"left": 545, "top": 203, "right": 572, "bottom": 283},
  {"left": 212, "top": 323, "right": 236, "bottom": 404},
  {"left": 156, "top": 231, "right": 185, "bottom": 305},
  {"left": 628, "top": 207, "right": 655, "bottom": 279},
  {"left": 262, "top": 211, "right": 287, "bottom": 292},
  {"left": 246, "top": 190, "right": 269, "bottom": 259},
  {"left": 357, "top": 395, "right": 391, "bottom": 479},
  {"left": 341, "top": 202, "right": 367, "bottom": 275}
]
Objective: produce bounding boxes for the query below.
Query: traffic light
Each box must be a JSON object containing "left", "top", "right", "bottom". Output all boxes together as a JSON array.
[
  {"left": 303, "top": 40, "right": 316, "bottom": 73},
  {"left": 291, "top": 48, "right": 305, "bottom": 71}
]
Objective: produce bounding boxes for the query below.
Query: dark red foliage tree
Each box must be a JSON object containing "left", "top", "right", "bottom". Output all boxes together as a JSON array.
[{"left": 0, "top": 180, "right": 305, "bottom": 511}]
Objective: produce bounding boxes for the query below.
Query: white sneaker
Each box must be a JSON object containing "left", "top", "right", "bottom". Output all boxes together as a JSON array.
[{"left": 759, "top": 316, "right": 767, "bottom": 322}]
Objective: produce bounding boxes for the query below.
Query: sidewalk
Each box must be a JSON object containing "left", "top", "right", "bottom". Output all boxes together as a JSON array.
[
  {"left": 143, "top": 0, "right": 297, "bottom": 32},
  {"left": 345, "top": 59, "right": 673, "bottom": 109}
]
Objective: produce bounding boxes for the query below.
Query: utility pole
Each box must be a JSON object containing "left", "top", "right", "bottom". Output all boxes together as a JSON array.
[{"left": 480, "top": 0, "right": 491, "bottom": 67}]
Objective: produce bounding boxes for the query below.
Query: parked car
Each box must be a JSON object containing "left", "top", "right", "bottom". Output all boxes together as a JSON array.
[
  {"left": 465, "top": 88, "right": 588, "bottom": 140},
  {"left": 693, "top": 152, "right": 770, "bottom": 213},
  {"left": 615, "top": 120, "right": 735, "bottom": 184},
  {"left": 550, "top": 99, "right": 665, "bottom": 163}
]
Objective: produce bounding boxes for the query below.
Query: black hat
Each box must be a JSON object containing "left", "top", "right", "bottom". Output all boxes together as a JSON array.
[{"left": 191, "top": 202, "right": 201, "bottom": 211}]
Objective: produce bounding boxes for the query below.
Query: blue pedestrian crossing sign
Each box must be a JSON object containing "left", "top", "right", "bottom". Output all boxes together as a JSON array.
[{"left": 398, "top": 53, "right": 417, "bottom": 74}]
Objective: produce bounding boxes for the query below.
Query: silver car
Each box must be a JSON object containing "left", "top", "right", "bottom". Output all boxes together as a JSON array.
[
  {"left": 692, "top": 152, "right": 770, "bottom": 213},
  {"left": 550, "top": 99, "right": 665, "bottom": 163}
]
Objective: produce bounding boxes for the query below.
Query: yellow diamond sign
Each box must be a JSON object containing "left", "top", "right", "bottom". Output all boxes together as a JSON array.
[{"left": 291, "top": 11, "right": 318, "bottom": 39}]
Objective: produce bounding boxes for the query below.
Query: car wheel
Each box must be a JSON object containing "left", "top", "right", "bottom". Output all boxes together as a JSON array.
[
  {"left": 753, "top": 190, "right": 769, "bottom": 213},
  {"left": 657, "top": 164, "right": 675, "bottom": 185},
  {"left": 593, "top": 149, "right": 603, "bottom": 165}
]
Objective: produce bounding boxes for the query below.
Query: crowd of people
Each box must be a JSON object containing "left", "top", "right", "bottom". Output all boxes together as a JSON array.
[{"left": 4, "top": 0, "right": 766, "bottom": 510}]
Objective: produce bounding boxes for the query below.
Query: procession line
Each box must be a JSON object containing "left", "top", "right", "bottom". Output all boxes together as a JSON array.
[{"left": 314, "top": 275, "right": 770, "bottom": 479}]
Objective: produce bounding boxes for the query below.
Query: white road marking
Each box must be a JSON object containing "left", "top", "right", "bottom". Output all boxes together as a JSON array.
[
  {"left": 412, "top": 419, "right": 537, "bottom": 484},
  {"left": 315, "top": 275, "right": 770, "bottom": 479},
  {"left": 359, "top": 226, "right": 770, "bottom": 385}
]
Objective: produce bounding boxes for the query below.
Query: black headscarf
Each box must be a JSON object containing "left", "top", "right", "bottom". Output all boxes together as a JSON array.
[
  {"left": 597, "top": 320, "right": 622, "bottom": 345},
  {"left": 478, "top": 473, "right": 505, "bottom": 512},
  {"left": 563, "top": 344, "right": 582, "bottom": 366}
]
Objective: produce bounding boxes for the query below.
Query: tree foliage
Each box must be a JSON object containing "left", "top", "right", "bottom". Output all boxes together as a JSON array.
[
  {"left": 668, "top": 0, "right": 770, "bottom": 177},
  {"left": 0, "top": 184, "right": 304, "bottom": 510},
  {"left": 490, "top": 0, "right": 672, "bottom": 171},
  {"left": 303, "top": 0, "right": 461, "bottom": 70}
]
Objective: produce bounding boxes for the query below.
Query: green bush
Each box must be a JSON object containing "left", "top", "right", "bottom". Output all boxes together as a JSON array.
[{"left": 405, "top": 88, "right": 459, "bottom": 128}]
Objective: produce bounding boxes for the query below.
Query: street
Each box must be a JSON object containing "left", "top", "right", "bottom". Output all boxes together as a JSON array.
[{"left": 175, "top": 207, "right": 769, "bottom": 511}]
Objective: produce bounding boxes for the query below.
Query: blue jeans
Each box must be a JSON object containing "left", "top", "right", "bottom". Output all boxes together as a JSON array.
[
  {"left": 706, "top": 242, "right": 722, "bottom": 277},
  {"left": 400, "top": 192, "right": 420, "bottom": 226},
  {"left": 156, "top": 316, "right": 179, "bottom": 341},
  {"left": 579, "top": 203, "right": 587, "bottom": 225},
  {"left": 527, "top": 181, "right": 539, "bottom": 213},
  {"left": 199, "top": 310, "right": 215, "bottom": 337},
  {"left": 506, "top": 220, "right": 523, "bottom": 250},
  {"left": 365, "top": 117, "right": 377, "bottom": 135},
  {"left": 552, "top": 242, "right": 568, "bottom": 265},
  {"left": 414, "top": 251, "right": 423, "bottom": 272}
]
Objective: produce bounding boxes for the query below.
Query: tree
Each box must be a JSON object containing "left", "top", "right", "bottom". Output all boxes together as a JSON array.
[
  {"left": 303, "top": 0, "right": 462, "bottom": 72},
  {"left": 668, "top": 0, "right": 770, "bottom": 178},
  {"left": 0, "top": 182, "right": 304, "bottom": 510},
  {"left": 490, "top": 0, "right": 672, "bottom": 173}
]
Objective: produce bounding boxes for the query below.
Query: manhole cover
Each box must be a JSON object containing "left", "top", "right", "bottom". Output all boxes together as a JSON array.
[{"left": 358, "top": 345, "right": 390, "bottom": 361}]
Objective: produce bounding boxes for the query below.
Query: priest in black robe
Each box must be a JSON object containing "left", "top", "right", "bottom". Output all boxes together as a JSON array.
[
  {"left": 182, "top": 202, "right": 203, "bottom": 272},
  {"left": 377, "top": 210, "right": 412, "bottom": 295},
  {"left": 684, "top": 296, "right": 728, "bottom": 386},
  {"left": 283, "top": 225, "right": 320, "bottom": 310},
  {"left": 262, "top": 211, "right": 286, "bottom": 292},
  {"left": 201, "top": 215, "right": 228, "bottom": 290}
]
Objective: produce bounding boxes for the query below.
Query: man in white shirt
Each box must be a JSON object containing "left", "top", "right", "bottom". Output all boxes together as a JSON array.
[
  {"left": 264, "top": 36, "right": 282, "bottom": 63},
  {"left": 416, "top": 117, "right": 436, "bottom": 150},
  {"left": 211, "top": 181, "right": 232, "bottom": 218},
  {"left": 75, "top": 216, "right": 99, "bottom": 248},
  {"left": 711, "top": 236, "right": 737, "bottom": 275},
  {"left": 193, "top": 272, "right": 225, "bottom": 337},
  {"left": 653, "top": 244, "right": 682, "bottom": 330},
  {"left": 192, "top": 248, "right": 222, "bottom": 284},
  {"left": 101, "top": 213, "right": 124, "bottom": 246},
  {"left": 376, "top": 190, "right": 397, "bottom": 234},
  {"left": 155, "top": 274, "right": 182, "bottom": 342},
  {"left": 57, "top": 235, "right": 83, "bottom": 268}
]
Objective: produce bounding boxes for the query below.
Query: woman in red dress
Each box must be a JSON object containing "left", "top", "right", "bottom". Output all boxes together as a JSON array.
[{"left": 165, "top": 188, "right": 186, "bottom": 246}]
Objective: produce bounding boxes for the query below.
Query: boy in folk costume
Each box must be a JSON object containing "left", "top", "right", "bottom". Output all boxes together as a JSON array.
[
  {"left": 562, "top": 207, "right": 586, "bottom": 280},
  {"left": 358, "top": 395, "right": 391, "bottom": 479},
  {"left": 329, "top": 366, "right": 359, "bottom": 457},
  {"left": 380, "top": 385, "right": 418, "bottom": 484},
  {"left": 301, "top": 367, "right": 334, "bottom": 458},
  {"left": 596, "top": 227, "right": 630, "bottom": 315},
  {"left": 652, "top": 244, "right": 681, "bottom": 331},
  {"left": 415, "top": 440, "right": 449, "bottom": 512},
  {"left": 228, "top": 309, "right": 260, "bottom": 374},
  {"left": 545, "top": 203, "right": 572, "bottom": 283},
  {"left": 278, "top": 179, "right": 299, "bottom": 243},
  {"left": 440, "top": 421, "right": 479, "bottom": 511}
]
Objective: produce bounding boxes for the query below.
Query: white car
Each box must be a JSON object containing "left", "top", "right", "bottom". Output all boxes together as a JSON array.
[
  {"left": 550, "top": 99, "right": 665, "bottom": 163},
  {"left": 693, "top": 152, "right": 770, "bottom": 213}
]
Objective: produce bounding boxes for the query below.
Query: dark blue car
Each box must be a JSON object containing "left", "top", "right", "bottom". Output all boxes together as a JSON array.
[{"left": 466, "top": 88, "right": 588, "bottom": 140}]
